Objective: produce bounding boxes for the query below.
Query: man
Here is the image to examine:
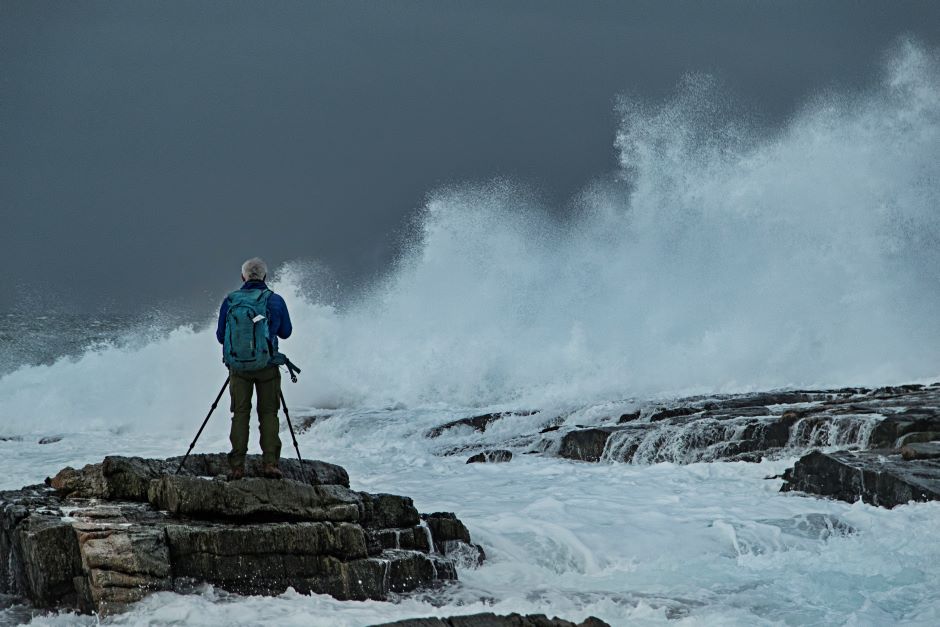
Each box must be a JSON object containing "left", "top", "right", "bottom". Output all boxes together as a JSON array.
[{"left": 216, "top": 257, "right": 293, "bottom": 480}]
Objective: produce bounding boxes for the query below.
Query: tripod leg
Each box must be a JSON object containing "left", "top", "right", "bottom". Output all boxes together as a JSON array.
[
  {"left": 279, "top": 389, "right": 307, "bottom": 483},
  {"left": 175, "top": 377, "right": 230, "bottom": 475}
]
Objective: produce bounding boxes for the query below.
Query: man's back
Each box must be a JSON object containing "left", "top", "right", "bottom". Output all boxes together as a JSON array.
[
  {"left": 216, "top": 279, "right": 293, "bottom": 355},
  {"left": 219, "top": 257, "right": 292, "bottom": 480}
]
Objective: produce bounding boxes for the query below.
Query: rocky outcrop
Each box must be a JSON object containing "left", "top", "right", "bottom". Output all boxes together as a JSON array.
[
  {"left": 48, "top": 453, "right": 350, "bottom": 501},
  {"left": 427, "top": 411, "right": 538, "bottom": 438},
  {"left": 371, "top": 614, "right": 610, "bottom": 627},
  {"left": 0, "top": 454, "right": 483, "bottom": 615},
  {"left": 780, "top": 449, "right": 940, "bottom": 508},
  {"left": 466, "top": 450, "right": 513, "bottom": 464},
  {"left": 147, "top": 475, "right": 361, "bottom": 522},
  {"left": 900, "top": 442, "right": 940, "bottom": 460},
  {"left": 431, "top": 383, "right": 940, "bottom": 467},
  {"left": 421, "top": 512, "right": 484, "bottom": 566},
  {"left": 557, "top": 428, "right": 619, "bottom": 462}
]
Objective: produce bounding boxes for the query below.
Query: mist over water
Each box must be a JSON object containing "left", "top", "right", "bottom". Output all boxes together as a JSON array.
[
  {"left": 2, "top": 42, "right": 939, "bottom": 434},
  {"left": 276, "top": 40, "right": 940, "bottom": 408},
  {"left": 3, "top": 41, "right": 940, "bottom": 627}
]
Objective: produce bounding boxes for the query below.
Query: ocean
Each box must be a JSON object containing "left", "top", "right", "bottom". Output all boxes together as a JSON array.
[{"left": 1, "top": 41, "right": 939, "bottom": 626}]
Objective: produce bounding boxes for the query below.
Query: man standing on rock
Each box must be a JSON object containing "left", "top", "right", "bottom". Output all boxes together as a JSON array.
[{"left": 216, "top": 257, "right": 293, "bottom": 480}]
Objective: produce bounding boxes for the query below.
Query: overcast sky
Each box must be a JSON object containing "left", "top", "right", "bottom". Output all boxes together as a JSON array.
[{"left": 2, "top": 0, "right": 939, "bottom": 314}]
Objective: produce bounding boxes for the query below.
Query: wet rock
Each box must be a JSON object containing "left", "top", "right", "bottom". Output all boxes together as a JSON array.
[
  {"left": 47, "top": 464, "right": 109, "bottom": 499},
  {"left": 900, "top": 442, "right": 940, "bottom": 461},
  {"left": 367, "top": 525, "right": 433, "bottom": 553},
  {"left": 869, "top": 412, "right": 940, "bottom": 448},
  {"left": 294, "top": 413, "right": 332, "bottom": 434},
  {"left": 701, "top": 406, "right": 770, "bottom": 420},
  {"left": 649, "top": 406, "right": 700, "bottom": 422},
  {"left": 172, "top": 453, "right": 351, "bottom": 487},
  {"left": 617, "top": 411, "right": 641, "bottom": 424},
  {"left": 701, "top": 391, "right": 820, "bottom": 409},
  {"left": 2, "top": 455, "right": 481, "bottom": 615},
  {"left": 828, "top": 404, "right": 880, "bottom": 415},
  {"left": 166, "top": 521, "right": 383, "bottom": 598},
  {"left": 554, "top": 415, "right": 798, "bottom": 465},
  {"left": 896, "top": 431, "right": 940, "bottom": 447},
  {"left": 148, "top": 476, "right": 361, "bottom": 522},
  {"left": 873, "top": 384, "right": 925, "bottom": 397},
  {"left": 557, "top": 427, "right": 617, "bottom": 462},
  {"left": 37, "top": 436, "right": 62, "bottom": 445},
  {"left": 71, "top": 513, "right": 173, "bottom": 613},
  {"left": 371, "top": 614, "right": 611, "bottom": 627},
  {"left": 10, "top": 514, "right": 84, "bottom": 609},
  {"left": 781, "top": 450, "right": 940, "bottom": 508},
  {"left": 423, "top": 512, "right": 471, "bottom": 547},
  {"left": 363, "top": 493, "right": 421, "bottom": 529},
  {"left": 47, "top": 454, "right": 349, "bottom": 502},
  {"left": 536, "top": 384, "right": 940, "bottom": 466},
  {"left": 384, "top": 549, "right": 441, "bottom": 594},
  {"left": 466, "top": 450, "right": 513, "bottom": 464},
  {"left": 423, "top": 512, "right": 485, "bottom": 566},
  {"left": 426, "top": 411, "right": 538, "bottom": 438}
]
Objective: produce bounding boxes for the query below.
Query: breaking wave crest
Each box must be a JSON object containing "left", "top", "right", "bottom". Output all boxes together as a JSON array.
[{"left": 1, "top": 41, "right": 939, "bottom": 434}]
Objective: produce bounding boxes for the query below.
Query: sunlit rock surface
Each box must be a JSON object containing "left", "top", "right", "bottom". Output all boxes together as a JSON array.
[{"left": 0, "top": 454, "right": 483, "bottom": 615}]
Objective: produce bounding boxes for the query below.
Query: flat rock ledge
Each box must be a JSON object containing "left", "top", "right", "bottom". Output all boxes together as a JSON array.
[
  {"left": 781, "top": 449, "right": 940, "bottom": 508},
  {"left": 0, "top": 454, "right": 484, "bottom": 616},
  {"left": 371, "top": 613, "right": 610, "bottom": 627},
  {"left": 431, "top": 383, "right": 940, "bottom": 466}
]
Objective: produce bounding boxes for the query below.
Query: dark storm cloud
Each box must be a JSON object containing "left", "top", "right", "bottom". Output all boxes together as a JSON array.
[{"left": 2, "top": 0, "right": 938, "bottom": 313}]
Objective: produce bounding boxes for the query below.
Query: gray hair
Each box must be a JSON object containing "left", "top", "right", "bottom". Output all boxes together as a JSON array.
[{"left": 241, "top": 257, "right": 268, "bottom": 281}]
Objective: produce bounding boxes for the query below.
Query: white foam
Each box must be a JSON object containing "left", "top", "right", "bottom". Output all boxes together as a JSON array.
[{"left": 6, "top": 406, "right": 940, "bottom": 626}]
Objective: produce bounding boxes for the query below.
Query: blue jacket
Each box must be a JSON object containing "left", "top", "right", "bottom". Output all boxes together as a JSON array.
[{"left": 216, "top": 280, "right": 293, "bottom": 354}]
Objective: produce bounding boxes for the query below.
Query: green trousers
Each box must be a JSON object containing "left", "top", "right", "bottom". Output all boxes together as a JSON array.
[{"left": 227, "top": 365, "right": 282, "bottom": 467}]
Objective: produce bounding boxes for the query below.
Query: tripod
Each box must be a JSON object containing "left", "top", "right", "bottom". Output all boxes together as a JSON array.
[
  {"left": 175, "top": 376, "right": 230, "bottom": 475},
  {"left": 175, "top": 362, "right": 307, "bottom": 480}
]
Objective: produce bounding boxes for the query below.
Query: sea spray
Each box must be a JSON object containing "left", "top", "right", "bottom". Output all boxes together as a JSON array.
[
  {"left": 282, "top": 40, "right": 940, "bottom": 409},
  {"left": 0, "top": 42, "right": 938, "bottom": 435}
]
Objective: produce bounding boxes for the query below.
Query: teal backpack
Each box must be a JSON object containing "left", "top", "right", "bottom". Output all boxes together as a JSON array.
[{"left": 222, "top": 289, "right": 273, "bottom": 371}]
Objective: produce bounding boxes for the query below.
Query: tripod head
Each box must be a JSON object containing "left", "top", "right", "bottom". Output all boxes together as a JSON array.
[
  {"left": 284, "top": 358, "right": 301, "bottom": 383},
  {"left": 270, "top": 352, "right": 302, "bottom": 383}
]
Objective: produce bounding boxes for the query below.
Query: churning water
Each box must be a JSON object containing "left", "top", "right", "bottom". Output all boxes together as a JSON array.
[{"left": 1, "top": 41, "right": 940, "bottom": 626}]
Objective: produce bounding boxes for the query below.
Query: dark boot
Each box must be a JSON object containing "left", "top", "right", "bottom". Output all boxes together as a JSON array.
[
  {"left": 227, "top": 466, "right": 245, "bottom": 481},
  {"left": 262, "top": 462, "right": 283, "bottom": 479}
]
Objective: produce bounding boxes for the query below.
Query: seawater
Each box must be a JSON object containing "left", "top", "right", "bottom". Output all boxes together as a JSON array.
[
  {"left": 2, "top": 408, "right": 940, "bottom": 626},
  {"left": 1, "top": 41, "right": 940, "bottom": 625}
]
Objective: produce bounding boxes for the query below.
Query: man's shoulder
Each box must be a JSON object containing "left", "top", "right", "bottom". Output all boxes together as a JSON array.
[{"left": 267, "top": 291, "right": 288, "bottom": 309}]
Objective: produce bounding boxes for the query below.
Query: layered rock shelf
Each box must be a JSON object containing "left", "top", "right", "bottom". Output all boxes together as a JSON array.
[
  {"left": 423, "top": 383, "right": 940, "bottom": 508},
  {"left": 424, "top": 384, "right": 940, "bottom": 464},
  {"left": 780, "top": 449, "right": 940, "bottom": 508},
  {"left": 0, "top": 454, "right": 483, "bottom": 615},
  {"left": 544, "top": 385, "right": 940, "bottom": 464}
]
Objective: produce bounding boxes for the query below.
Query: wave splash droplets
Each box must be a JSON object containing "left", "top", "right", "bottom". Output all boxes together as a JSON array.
[
  {"left": 1, "top": 43, "right": 939, "bottom": 433},
  {"left": 296, "top": 41, "right": 940, "bottom": 408}
]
